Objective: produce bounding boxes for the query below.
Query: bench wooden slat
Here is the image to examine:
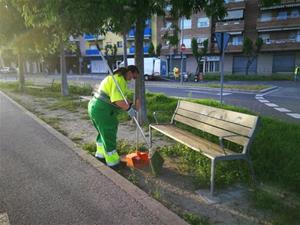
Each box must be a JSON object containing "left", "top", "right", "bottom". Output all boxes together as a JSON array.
[
  {"left": 150, "top": 124, "right": 238, "bottom": 159},
  {"left": 174, "top": 114, "right": 249, "bottom": 146},
  {"left": 178, "top": 101, "right": 257, "bottom": 128},
  {"left": 176, "top": 108, "right": 252, "bottom": 137}
]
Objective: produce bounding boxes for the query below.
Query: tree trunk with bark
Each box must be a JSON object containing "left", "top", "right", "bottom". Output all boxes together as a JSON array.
[
  {"left": 17, "top": 53, "right": 25, "bottom": 92},
  {"left": 123, "top": 32, "right": 128, "bottom": 67},
  {"left": 60, "top": 41, "right": 68, "bottom": 96},
  {"left": 134, "top": 17, "right": 146, "bottom": 124}
]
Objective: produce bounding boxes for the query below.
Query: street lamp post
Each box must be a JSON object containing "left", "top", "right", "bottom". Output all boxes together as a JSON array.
[{"left": 180, "top": 17, "right": 184, "bottom": 85}]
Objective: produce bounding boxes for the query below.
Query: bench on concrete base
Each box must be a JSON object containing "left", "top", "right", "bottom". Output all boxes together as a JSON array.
[{"left": 149, "top": 100, "right": 259, "bottom": 196}]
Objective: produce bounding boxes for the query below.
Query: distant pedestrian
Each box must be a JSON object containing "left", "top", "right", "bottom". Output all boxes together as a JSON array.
[
  {"left": 173, "top": 67, "right": 180, "bottom": 81},
  {"left": 294, "top": 65, "right": 300, "bottom": 81}
]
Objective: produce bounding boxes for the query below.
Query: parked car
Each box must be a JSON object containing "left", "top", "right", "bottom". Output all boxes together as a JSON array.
[{"left": 0, "top": 67, "right": 17, "bottom": 74}]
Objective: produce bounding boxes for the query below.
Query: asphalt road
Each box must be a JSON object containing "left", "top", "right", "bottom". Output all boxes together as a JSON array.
[
  {"left": 145, "top": 83, "right": 300, "bottom": 123},
  {"left": 0, "top": 92, "right": 186, "bottom": 225},
  {"left": 1, "top": 74, "right": 299, "bottom": 123}
]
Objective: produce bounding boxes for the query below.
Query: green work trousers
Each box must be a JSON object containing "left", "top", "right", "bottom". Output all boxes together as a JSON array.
[{"left": 88, "top": 97, "right": 119, "bottom": 153}]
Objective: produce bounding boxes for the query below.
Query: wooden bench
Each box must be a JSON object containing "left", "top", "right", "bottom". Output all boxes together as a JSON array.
[{"left": 149, "top": 100, "right": 259, "bottom": 195}]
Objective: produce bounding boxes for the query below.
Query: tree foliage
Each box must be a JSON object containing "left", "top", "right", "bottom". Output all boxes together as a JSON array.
[
  {"left": 243, "top": 36, "right": 263, "bottom": 75},
  {"left": 191, "top": 38, "right": 208, "bottom": 74}
]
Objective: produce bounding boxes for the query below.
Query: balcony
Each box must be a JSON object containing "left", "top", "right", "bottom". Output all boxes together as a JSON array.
[
  {"left": 257, "top": 17, "right": 300, "bottom": 31},
  {"left": 211, "top": 43, "right": 243, "bottom": 53},
  {"left": 225, "top": 0, "right": 246, "bottom": 9},
  {"left": 127, "top": 27, "right": 152, "bottom": 40},
  {"left": 84, "top": 34, "right": 104, "bottom": 41},
  {"left": 215, "top": 20, "right": 245, "bottom": 33},
  {"left": 127, "top": 46, "right": 150, "bottom": 54},
  {"left": 260, "top": 0, "right": 300, "bottom": 10},
  {"left": 260, "top": 39, "right": 300, "bottom": 51},
  {"left": 85, "top": 49, "right": 100, "bottom": 56}
]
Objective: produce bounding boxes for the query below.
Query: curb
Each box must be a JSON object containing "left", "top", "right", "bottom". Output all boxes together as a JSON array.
[
  {"left": 145, "top": 83, "right": 273, "bottom": 94},
  {"left": 259, "top": 85, "right": 278, "bottom": 93},
  {"left": 0, "top": 91, "right": 188, "bottom": 225}
]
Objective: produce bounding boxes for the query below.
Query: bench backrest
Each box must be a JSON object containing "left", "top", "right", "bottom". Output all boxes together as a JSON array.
[{"left": 172, "top": 101, "right": 259, "bottom": 154}]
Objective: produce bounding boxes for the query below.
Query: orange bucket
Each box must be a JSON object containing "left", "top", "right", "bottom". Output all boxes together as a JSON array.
[{"left": 122, "top": 151, "right": 149, "bottom": 168}]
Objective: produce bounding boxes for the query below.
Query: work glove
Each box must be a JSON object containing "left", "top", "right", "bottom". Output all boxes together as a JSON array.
[{"left": 127, "top": 104, "right": 136, "bottom": 119}]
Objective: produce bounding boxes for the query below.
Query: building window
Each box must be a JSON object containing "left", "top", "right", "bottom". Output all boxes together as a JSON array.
[
  {"left": 223, "top": 9, "right": 243, "bottom": 20},
  {"left": 297, "top": 31, "right": 300, "bottom": 42},
  {"left": 232, "top": 35, "right": 243, "bottom": 45},
  {"left": 291, "top": 9, "right": 300, "bottom": 18},
  {"left": 197, "top": 17, "right": 209, "bottom": 28},
  {"left": 89, "top": 44, "right": 97, "bottom": 49},
  {"left": 180, "top": 18, "right": 192, "bottom": 29},
  {"left": 117, "top": 41, "right": 123, "bottom": 48},
  {"left": 277, "top": 11, "right": 288, "bottom": 20},
  {"left": 260, "top": 12, "right": 272, "bottom": 22},
  {"left": 259, "top": 34, "right": 271, "bottom": 44},
  {"left": 182, "top": 38, "right": 191, "bottom": 48}
]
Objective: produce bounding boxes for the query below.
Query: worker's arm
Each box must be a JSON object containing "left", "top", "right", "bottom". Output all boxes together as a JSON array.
[{"left": 114, "top": 100, "right": 131, "bottom": 110}]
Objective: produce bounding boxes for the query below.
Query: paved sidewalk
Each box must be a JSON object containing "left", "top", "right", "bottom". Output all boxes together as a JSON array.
[{"left": 0, "top": 91, "right": 187, "bottom": 225}]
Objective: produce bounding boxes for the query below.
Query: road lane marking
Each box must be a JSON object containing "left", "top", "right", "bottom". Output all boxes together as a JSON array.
[
  {"left": 274, "top": 108, "right": 291, "bottom": 113},
  {"left": 0, "top": 213, "right": 11, "bottom": 225},
  {"left": 216, "top": 92, "right": 232, "bottom": 96},
  {"left": 265, "top": 103, "right": 278, "bottom": 107},
  {"left": 287, "top": 113, "right": 300, "bottom": 119}
]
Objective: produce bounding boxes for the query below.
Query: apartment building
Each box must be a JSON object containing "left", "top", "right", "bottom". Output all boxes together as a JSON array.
[
  {"left": 75, "top": 0, "right": 300, "bottom": 75},
  {"left": 153, "top": 0, "right": 300, "bottom": 75}
]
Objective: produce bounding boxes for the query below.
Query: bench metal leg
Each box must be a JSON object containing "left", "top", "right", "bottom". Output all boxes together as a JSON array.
[
  {"left": 246, "top": 157, "right": 256, "bottom": 184},
  {"left": 210, "top": 159, "right": 216, "bottom": 196}
]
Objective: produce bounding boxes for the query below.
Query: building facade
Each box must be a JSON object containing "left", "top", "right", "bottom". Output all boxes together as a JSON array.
[
  {"left": 153, "top": 0, "right": 300, "bottom": 75},
  {"left": 77, "top": 0, "right": 300, "bottom": 75}
]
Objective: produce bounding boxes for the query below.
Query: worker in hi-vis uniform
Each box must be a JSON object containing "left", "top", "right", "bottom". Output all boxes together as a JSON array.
[{"left": 88, "top": 65, "right": 139, "bottom": 167}]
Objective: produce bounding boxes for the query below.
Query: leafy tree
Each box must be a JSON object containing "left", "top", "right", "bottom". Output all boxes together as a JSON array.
[
  {"left": 156, "top": 43, "right": 162, "bottom": 57},
  {"left": 104, "top": 43, "right": 118, "bottom": 69},
  {"left": 242, "top": 37, "right": 263, "bottom": 75},
  {"left": 148, "top": 42, "right": 162, "bottom": 57},
  {"left": 14, "top": 0, "right": 107, "bottom": 96},
  {"left": 191, "top": 38, "right": 208, "bottom": 75},
  {"left": 148, "top": 42, "right": 155, "bottom": 57},
  {"left": 0, "top": 0, "right": 51, "bottom": 91}
]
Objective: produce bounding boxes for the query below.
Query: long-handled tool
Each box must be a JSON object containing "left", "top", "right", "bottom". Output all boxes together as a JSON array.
[{"left": 97, "top": 49, "right": 164, "bottom": 175}]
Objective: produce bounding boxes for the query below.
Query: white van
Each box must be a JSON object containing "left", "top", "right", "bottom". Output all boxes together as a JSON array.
[{"left": 118, "top": 57, "right": 168, "bottom": 80}]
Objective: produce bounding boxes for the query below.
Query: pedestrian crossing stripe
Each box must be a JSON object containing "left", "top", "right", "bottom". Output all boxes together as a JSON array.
[
  {"left": 265, "top": 103, "right": 278, "bottom": 107},
  {"left": 274, "top": 108, "right": 291, "bottom": 113},
  {"left": 287, "top": 113, "right": 300, "bottom": 119}
]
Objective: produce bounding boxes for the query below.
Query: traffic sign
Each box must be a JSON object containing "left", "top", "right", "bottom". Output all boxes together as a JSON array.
[
  {"left": 215, "top": 32, "right": 230, "bottom": 53},
  {"left": 180, "top": 43, "right": 186, "bottom": 52}
]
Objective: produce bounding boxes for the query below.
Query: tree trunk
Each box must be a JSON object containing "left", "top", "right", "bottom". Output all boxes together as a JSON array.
[
  {"left": 17, "top": 53, "right": 25, "bottom": 92},
  {"left": 79, "top": 57, "right": 82, "bottom": 75},
  {"left": 123, "top": 32, "right": 128, "bottom": 67},
  {"left": 60, "top": 41, "right": 68, "bottom": 96},
  {"left": 134, "top": 17, "right": 146, "bottom": 124}
]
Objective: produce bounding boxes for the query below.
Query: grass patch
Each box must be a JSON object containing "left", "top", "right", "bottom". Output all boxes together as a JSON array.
[
  {"left": 250, "top": 189, "right": 300, "bottom": 225},
  {"left": 202, "top": 74, "right": 293, "bottom": 81},
  {"left": 146, "top": 93, "right": 300, "bottom": 194},
  {"left": 81, "top": 142, "right": 96, "bottom": 155},
  {"left": 46, "top": 97, "right": 81, "bottom": 112},
  {"left": 183, "top": 213, "right": 211, "bottom": 225}
]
